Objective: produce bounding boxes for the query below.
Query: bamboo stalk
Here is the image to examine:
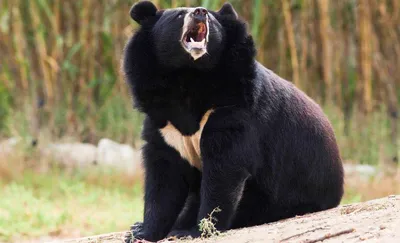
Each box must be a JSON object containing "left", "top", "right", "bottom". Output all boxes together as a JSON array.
[
  {"left": 300, "top": 0, "right": 309, "bottom": 92},
  {"left": 333, "top": 0, "right": 343, "bottom": 108},
  {"left": 282, "top": 0, "right": 301, "bottom": 88},
  {"left": 251, "top": 0, "right": 262, "bottom": 41},
  {"left": 310, "top": 0, "right": 321, "bottom": 100},
  {"left": 12, "top": 0, "right": 29, "bottom": 91},
  {"left": 316, "top": 0, "right": 333, "bottom": 103},
  {"left": 258, "top": 3, "right": 267, "bottom": 63},
  {"left": 31, "top": 0, "right": 53, "bottom": 102},
  {"left": 278, "top": 28, "right": 288, "bottom": 79},
  {"left": 357, "top": 0, "right": 373, "bottom": 113}
]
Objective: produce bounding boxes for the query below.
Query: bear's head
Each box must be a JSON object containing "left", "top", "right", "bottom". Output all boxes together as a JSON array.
[{"left": 127, "top": 1, "right": 253, "bottom": 71}]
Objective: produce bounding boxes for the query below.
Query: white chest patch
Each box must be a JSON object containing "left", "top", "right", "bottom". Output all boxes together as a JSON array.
[{"left": 159, "top": 110, "right": 213, "bottom": 170}]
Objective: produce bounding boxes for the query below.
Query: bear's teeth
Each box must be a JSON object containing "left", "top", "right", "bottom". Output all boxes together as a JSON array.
[
  {"left": 189, "top": 38, "right": 205, "bottom": 44},
  {"left": 186, "top": 38, "right": 206, "bottom": 50}
]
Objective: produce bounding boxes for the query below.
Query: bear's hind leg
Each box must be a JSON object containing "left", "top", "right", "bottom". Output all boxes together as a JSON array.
[
  {"left": 262, "top": 202, "right": 322, "bottom": 224},
  {"left": 232, "top": 179, "right": 323, "bottom": 229},
  {"left": 231, "top": 179, "right": 270, "bottom": 229}
]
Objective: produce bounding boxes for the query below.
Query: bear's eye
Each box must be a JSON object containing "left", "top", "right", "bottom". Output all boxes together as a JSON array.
[{"left": 177, "top": 11, "right": 185, "bottom": 19}]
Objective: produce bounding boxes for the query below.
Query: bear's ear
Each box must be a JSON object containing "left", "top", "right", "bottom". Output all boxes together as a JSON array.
[
  {"left": 218, "top": 2, "right": 238, "bottom": 19},
  {"left": 130, "top": 1, "right": 158, "bottom": 24}
]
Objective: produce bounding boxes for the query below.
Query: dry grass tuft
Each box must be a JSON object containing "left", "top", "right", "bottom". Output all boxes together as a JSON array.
[{"left": 199, "top": 207, "right": 222, "bottom": 239}]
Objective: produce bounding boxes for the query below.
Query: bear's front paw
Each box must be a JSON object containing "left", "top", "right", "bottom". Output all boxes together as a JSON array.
[
  {"left": 167, "top": 228, "right": 201, "bottom": 240},
  {"left": 125, "top": 222, "right": 148, "bottom": 243},
  {"left": 130, "top": 222, "right": 144, "bottom": 235}
]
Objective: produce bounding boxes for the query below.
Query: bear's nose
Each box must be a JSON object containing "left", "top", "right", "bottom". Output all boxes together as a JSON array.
[{"left": 193, "top": 7, "right": 208, "bottom": 22}]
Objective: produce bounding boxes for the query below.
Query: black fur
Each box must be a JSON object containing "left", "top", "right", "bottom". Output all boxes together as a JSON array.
[
  {"left": 218, "top": 2, "right": 238, "bottom": 19},
  {"left": 123, "top": 2, "right": 344, "bottom": 242},
  {"left": 130, "top": 1, "right": 157, "bottom": 24}
]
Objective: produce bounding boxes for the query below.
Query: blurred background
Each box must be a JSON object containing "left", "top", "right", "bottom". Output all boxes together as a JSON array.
[{"left": 0, "top": 0, "right": 399, "bottom": 242}]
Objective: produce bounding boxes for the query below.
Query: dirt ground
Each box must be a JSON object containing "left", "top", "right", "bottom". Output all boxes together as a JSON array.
[{"left": 63, "top": 195, "right": 400, "bottom": 243}]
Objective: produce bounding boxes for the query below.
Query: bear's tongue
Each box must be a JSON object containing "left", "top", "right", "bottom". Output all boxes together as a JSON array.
[
  {"left": 195, "top": 22, "right": 206, "bottom": 40},
  {"left": 186, "top": 22, "right": 207, "bottom": 49}
]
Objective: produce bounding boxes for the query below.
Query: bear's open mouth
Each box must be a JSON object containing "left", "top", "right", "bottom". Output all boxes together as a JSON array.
[{"left": 182, "top": 21, "right": 208, "bottom": 51}]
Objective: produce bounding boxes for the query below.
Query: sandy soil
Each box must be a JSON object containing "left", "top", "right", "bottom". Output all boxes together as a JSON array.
[{"left": 61, "top": 195, "right": 400, "bottom": 243}]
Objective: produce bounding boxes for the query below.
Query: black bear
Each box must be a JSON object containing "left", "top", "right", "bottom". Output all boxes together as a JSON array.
[{"left": 123, "top": 1, "right": 344, "bottom": 242}]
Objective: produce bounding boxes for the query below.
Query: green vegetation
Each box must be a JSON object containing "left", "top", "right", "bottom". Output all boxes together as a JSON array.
[
  {"left": 325, "top": 105, "right": 398, "bottom": 166},
  {"left": 0, "top": 166, "right": 143, "bottom": 242}
]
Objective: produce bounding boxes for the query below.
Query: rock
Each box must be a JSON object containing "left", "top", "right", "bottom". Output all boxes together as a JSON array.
[
  {"left": 41, "top": 143, "right": 97, "bottom": 168},
  {"left": 343, "top": 163, "right": 378, "bottom": 179},
  {"left": 63, "top": 195, "right": 400, "bottom": 243},
  {"left": 96, "top": 138, "right": 141, "bottom": 174},
  {"left": 0, "top": 137, "right": 21, "bottom": 157},
  {"left": 39, "top": 139, "right": 142, "bottom": 173}
]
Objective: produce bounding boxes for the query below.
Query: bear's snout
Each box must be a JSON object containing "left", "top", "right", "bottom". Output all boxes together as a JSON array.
[{"left": 192, "top": 7, "right": 208, "bottom": 22}]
